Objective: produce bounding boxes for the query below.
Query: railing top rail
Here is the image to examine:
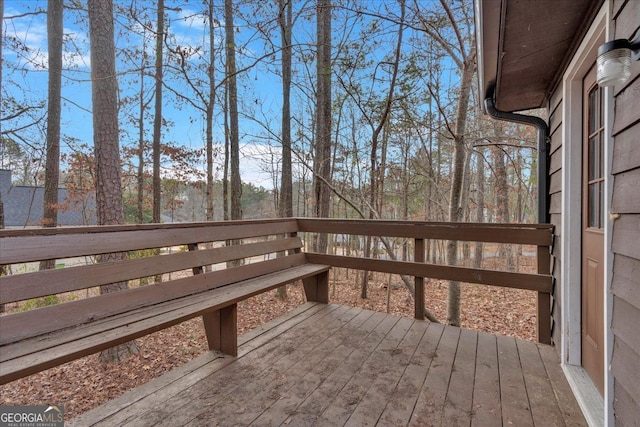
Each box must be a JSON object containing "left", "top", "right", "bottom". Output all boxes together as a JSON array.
[
  {"left": 0, "top": 218, "right": 296, "bottom": 238},
  {"left": 296, "top": 218, "right": 553, "bottom": 245},
  {"left": 0, "top": 219, "right": 299, "bottom": 265}
]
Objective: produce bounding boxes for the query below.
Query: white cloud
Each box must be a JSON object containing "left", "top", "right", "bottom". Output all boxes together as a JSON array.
[
  {"left": 4, "top": 8, "right": 90, "bottom": 70},
  {"left": 174, "top": 8, "right": 208, "bottom": 31}
]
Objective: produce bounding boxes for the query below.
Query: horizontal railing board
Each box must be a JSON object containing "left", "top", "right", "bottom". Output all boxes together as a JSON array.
[
  {"left": 297, "top": 219, "right": 553, "bottom": 245},
  {"left": 0, "top": 264, "right": 330, "bottom": 384},
  {"left": 0, "top": 218, "right": 296, "bottom": 238},
  {"left": 305, "top": 253, "right": 552, "bottom": 293},
  {"left": 0, "top": 253, "right": 309, "bottom": 346},
  {"left": 0, "top": 220, "right": 298, "bottom": 264},
  {"left": 1, "top": 237, "right": 303, "bottom": 304}
]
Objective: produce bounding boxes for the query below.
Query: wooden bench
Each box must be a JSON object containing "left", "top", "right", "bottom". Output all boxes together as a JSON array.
[{"left": 0, "top": 219, "right": 330, "bottom": 385}]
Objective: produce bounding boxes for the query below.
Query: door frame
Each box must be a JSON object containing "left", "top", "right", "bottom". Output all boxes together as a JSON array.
[{"left": 560, "top": 2, "right": 613, "bottom": 425}]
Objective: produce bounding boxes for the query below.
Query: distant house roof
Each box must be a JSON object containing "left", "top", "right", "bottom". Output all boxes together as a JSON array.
[{"left": 0, "top": 169, "right": 97, "bottom": 227}]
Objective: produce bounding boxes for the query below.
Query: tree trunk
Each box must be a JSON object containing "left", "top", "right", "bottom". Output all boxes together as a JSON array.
[
  {"left": 88, "top": 0, "right": 139, "bottom": 362},
  {"left": 360, "top": 0, "right": 405, "bottom": 298},
  {"left": 492, "top": 127, "right": 515, "bottom": 271},
  {"left": 137, "top": 44, "right": 146, "bottom": 224},
  {"left": 446, "top": 53, "right": 475, "bottom": 327},
  {"left": 206, "top": 0, "right": 215, "bottom": 222},
  {"left": 276, "top": 0, "right": 293, "bottom": 300},
  {"left": 312, "top": 0, "right": 332, "bottom": 254},
  {"left": 40, "top": 0, "right": 63, "bottom": 272},
  {"left": 225, "top": 0, "right": 242, "bottom": 222},
  {"left": 223, "top": 84, "right": 229, "bottom": 220},
  {"left": 152, "top": 0, "right": 164, "bottom": 224},
  {"left": 460, "top": 145, "right": 472, "bottom": 264},
  {"left": 474, "top": 147, "right": 485, "bottom": 268}
]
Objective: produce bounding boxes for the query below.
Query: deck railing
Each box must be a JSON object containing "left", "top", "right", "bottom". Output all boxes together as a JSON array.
[
  {"left": 297, "top": 218, "right": 554, "bottom": 344},
  {"left": 1, "top": 218, "right": 554, "bottom": 344}
]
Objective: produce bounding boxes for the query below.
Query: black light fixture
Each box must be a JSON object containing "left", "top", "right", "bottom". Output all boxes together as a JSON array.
[{"left": 596, "top": 36, "right": 640, "bottom": 87}]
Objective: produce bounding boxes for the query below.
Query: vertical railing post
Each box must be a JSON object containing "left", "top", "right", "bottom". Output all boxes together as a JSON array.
[
  {"left": 537, "top": 244, "right": 551, "bottom": 344},
  {"left": 415, "top": 238, "right": 425, "bottom": 320}
]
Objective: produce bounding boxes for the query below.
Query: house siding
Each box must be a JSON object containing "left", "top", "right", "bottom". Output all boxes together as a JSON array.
[
  {"left": 548, "top": 88, "right": 563, "bottom": 348},
  {"left": 610, "top": 0, "right": 640, "bottom": 422}
]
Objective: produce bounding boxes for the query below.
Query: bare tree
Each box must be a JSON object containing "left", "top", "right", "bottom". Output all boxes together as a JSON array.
[
  {"left": 88, "top": 0, "right": 139, "bottom": 362},
  {"left": 414, "top": 0, "right": 476, "bottom": 326},
  {"left": 206, "top": 0, "right": 216, "bottom": 221},
  {"left": 41, "top": 0, "right": 63, "bottom": 237},
  {"left": 276, "top": 0, "right": 293, "bottom": 300},
  {"left": 492, "top": 123, "right": 515, "bottom": 270},
  {"left": 359, "top": 0, "right": 405, "bottom": 298},
  {"left": 152, "top": 0, "right": 164, "bottom": 224},
  {"left": 226, "top": 0, "right": 242, "bottom": 221},
  {"left": 312, "top": 0, "right": 332, "bottom": 253},
  {"left": 474, "top": 147, "right": 485, "bottom": 268}
]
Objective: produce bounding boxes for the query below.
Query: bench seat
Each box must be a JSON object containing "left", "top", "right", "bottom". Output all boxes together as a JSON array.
[
  {"left": 0, "top": 220, "right": 331, "bottom": 385},
  {"left": 0, "top": 261, "right": 329, "bottom": 385}
]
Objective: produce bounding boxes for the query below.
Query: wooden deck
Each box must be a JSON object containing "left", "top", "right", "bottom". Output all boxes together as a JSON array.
[{"left": 73, "top": 303, "right": 587, "bottom": 426}]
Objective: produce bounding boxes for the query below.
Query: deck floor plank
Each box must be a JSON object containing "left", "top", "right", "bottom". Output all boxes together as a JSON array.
[
  {"left": 201, "top": 307, "right": 374, "bottom": 426},
  {"left": 442, "top": 328, "right": 478, "bottom": 426},
  {"left": 537, "top": 344, "right": 588, "bottom": 426},
  {"left": 314, "top": 316, "right": 413, "bottom": 425},
  {"left": 75, "top": 302, "right": 326, "bottom": 427},
  {"left": 129, "top": 304, "right": 348, "bottom": 427},
  {"left": 172, "top": 305, "right": 361, "bottom": 426},
  {"left": 248, "top": 309, "right": 386, "bottom": 426},
  {"left": 72, "top": 305, "right": 588, "bottom": 427},
  {"left": 280, "top": 312, "right": 399, "bottom": 426},
  {"left": 377, "top": 322, "right": 445, "bottom": 426},
  {"left": 343, "top": 319, "right": 428, "bottom": 426},
  {"left": 517, "top": 339, "right": 566, "bottom": 426},
  {"left": 497, "top": 334, "right": 535, "bottom": 426},
  {"left": 471, "top": 331, "right": 502, "bottom": 426},
  {"left": 409, "top": 322, "right": 461, "bottom": 426}
]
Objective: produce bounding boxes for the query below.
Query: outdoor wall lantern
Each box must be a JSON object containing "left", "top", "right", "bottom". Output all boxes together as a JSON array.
[{"left": 596, "top": 36, "right": 640, "bottom": 87}]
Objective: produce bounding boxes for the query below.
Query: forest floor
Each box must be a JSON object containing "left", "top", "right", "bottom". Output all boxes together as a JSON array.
[{"left": 0, "top": 257, "right": 538, "bottom": 419}]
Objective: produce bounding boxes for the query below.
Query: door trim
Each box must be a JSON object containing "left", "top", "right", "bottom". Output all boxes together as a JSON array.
[{"left": 560, "top": 2, "right": 613, "bottom": 425}]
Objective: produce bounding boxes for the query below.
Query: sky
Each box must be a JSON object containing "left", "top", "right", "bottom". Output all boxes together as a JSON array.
[
  {"left": 2, "top": 0, "right": 468, "bottom": 192},
  {"left": 2, "top": 0, "right": 290, "bottom": 189}
]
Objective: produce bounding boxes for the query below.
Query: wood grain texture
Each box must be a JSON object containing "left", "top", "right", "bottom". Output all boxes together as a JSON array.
[
  {"left": 0, "top": 263, "right": 330, "bottom": 384},
  {"left": 0, "top": 254, "right": 311, "bottom": 345},
  {"left": 471, "top": 332, "right": 501, "bottom": 426},
  {"left": 297, "top": 218, "right": 553, "bottom": 244},
  {"left": 70, "top": 307, "right": 587, "bottom": 426},
  {"left": 306, "top": 253, "right": 552, "bottom": 292},
  {"left": 1, "top": 237, "right": 303, "bottom": 304},
  {"left": 0, "top": 220, "right": 298, "bottom": 264}
]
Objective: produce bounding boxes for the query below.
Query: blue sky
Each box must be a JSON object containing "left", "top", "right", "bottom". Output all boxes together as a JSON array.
[
  {"left": 2, "top": 0, "right": 468, "bottom": 192},
  {"left": 2, "top": 0, "right": 290, "bottom": 189}
]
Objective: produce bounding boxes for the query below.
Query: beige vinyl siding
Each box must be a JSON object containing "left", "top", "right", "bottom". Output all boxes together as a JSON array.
[
  {"left": 548, "top": 88, "right": 563, "bottom": 348},
  {"left": 610, "top": 0, "right": 640, "bottom": 422}
]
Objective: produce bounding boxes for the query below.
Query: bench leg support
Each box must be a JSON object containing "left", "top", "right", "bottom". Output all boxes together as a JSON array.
[
  {"left": 303, "top": 271, "right": 329, "bottom": 303},
  {"left": 202, "top": 304, "right": 237, "bottom": 357}
]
